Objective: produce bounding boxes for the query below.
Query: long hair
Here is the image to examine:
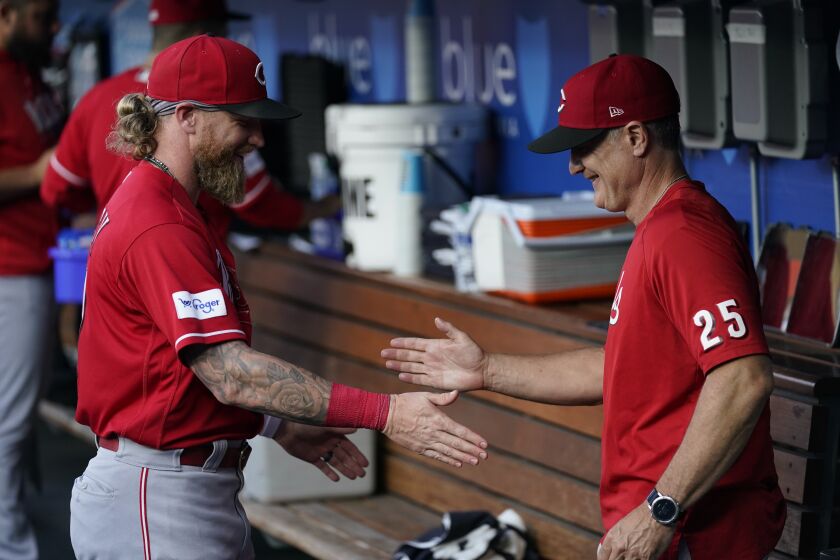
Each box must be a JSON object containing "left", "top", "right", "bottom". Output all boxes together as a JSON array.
[{"left": 106, "top": 93, "right": 159, "bottom": 160}]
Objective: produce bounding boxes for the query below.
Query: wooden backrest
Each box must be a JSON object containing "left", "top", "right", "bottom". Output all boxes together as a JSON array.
[{"left": 235, "top": 244, "right": 839, "bottom": 559}]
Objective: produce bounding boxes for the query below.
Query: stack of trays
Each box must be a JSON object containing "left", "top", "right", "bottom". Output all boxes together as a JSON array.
[{"left": 471, "top": 196, "right": 633, "bottom": 303}]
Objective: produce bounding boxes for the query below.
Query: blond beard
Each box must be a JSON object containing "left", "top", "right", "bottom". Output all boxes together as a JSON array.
[{"left": 194, "top": 139, "right": 247, "bottom": 205}]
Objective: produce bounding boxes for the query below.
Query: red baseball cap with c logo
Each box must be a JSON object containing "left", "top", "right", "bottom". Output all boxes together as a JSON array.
[
  {"left": 146, "top": 35, "right": 300, "bottom": 121},
  {"left": 528, "top": 54, "right": 680, "bottom": 154}
]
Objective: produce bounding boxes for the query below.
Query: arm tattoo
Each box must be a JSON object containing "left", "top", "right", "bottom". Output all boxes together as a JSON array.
[{"left": 186, "top": 341, "right": 330, "bottom": 424}]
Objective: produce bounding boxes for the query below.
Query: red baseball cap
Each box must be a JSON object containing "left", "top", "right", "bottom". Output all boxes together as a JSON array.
[
  {"left": 148, "top": 0, "right": 249, "bottom": 26},
  {"left": 146, "top": 35, "right": 300, "bottom": 120},
  {"left": 528, "top": 54, "right": 680, "bottom": 154}
]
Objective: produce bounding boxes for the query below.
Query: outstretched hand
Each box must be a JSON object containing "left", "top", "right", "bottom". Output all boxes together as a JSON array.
[
  {"left": 273, "top": 422, "right": 369, "bottom": 482},
  {"left": 383, "top": 390, "right": 488, "bottom": 468},
  {"left": 381, "top": 317, "right": 487, "bottom": 392}
]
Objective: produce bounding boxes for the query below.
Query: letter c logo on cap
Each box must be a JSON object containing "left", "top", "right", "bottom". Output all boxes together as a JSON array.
[{"left": 255, "top": 62, "right": 266, "bottom": 86}]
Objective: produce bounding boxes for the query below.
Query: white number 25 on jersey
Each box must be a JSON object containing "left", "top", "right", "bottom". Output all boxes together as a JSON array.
[{"left": 692, "top": 299, "right": 747, "bottom": 351}]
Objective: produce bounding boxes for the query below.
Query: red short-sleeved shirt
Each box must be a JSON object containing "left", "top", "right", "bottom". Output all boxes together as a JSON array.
[
  {"left": 75, "top": 161, "right": 261, "bottom": 449},
  {"left": 40, "top": 66, "right": 304, "bottom": 236},
  {"left": 601, "top": 180, "right": 785, "bottom": 559},
  {"left": 0, "top": 51, "right": 62, "bottom": 275}
]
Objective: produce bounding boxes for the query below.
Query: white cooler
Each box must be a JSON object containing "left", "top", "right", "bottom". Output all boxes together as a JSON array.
[
  {"left": 326, "top": 103, "right": 486, "bottom": 272},
  {"left": 470, "top": 196, "right": 633, "bottom": 303},
  {"left": 242, "top": 429, "right": 376, "bottom": 502}
]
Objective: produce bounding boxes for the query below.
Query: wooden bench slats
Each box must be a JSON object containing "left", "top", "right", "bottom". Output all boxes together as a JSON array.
[
  {"left": 246, "top": 244, "right": 840, "bottom": 399},
  {"left": 253, "top": 245, "right": 610, "bottom": 343},
  {"left": 248, "top": 295, "right": 605, "bottom": 438},
  {"left": 769, "top": 395, "right": 824, "bottom": 452},
  {"left": 326, "top": 495, "right": 441, "bottom": 542},
  {"left": 385, "top": 440, "right": 603, "bottom": 532},
  {"left": 774, "top": 448, "right": 823, "bottom": 505},
  {"left": 384, "top": 454, "right": 600, "bottom": 560},
  {"left": 766, "top": 329, "right": 840, "bottom": 367},
  {"left": 242, "top": 499, "right": 395, "bottom": 560},
  {"left": 776, "top": 503, "right": 820, "bottom": 557},
  {"left": 251, "top": 331, "right": 603, "bottom": 483},
  {"left": 771, "top": 368, "right": 823, "bottom": 400},
  {"left": 441, "top": 388, "right": 602, "bottom": 485},
  {"left": 287, "top": 502, "right": 403, "bottom": 552},
  {"left": 475, "top": 391, "right": 603, "bottom": 439},
  {"left": 770, "top": 358, "right": 838, "bottom": 397},
  {"left": 239, "top": 255, "right": 589, "bottom": 356}
]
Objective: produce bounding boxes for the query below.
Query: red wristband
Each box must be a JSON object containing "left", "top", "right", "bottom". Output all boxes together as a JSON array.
[{"left": 325, "top": 383, "right": 391, "bottom": 431}]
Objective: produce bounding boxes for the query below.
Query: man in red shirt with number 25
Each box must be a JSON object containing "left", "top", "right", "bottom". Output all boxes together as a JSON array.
[{"left": 382, "top": 54, "right": 785, "bottom": 560}]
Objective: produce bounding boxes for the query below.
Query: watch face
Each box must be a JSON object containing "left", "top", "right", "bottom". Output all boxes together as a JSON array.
[{"left": 652, "top": 497, "right": 677, "bottom": 523}]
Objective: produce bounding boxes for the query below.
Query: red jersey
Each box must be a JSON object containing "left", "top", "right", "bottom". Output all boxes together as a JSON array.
[
  {"left": 0, "top": 51, "right": 62, "bottom": 275},
  {"left": 40, "top": 65, "right": 304, "bottom": 236},
  {"left": 75, "top": 161, "right": 261, "bottom": 449},
  {"left": 601, "top": 180, "right": 785, "bottom": 559}
]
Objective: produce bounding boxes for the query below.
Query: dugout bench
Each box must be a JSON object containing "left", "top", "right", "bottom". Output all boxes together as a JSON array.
[{"left": 41, "top": 241, "right": 840, "bottom": 559}]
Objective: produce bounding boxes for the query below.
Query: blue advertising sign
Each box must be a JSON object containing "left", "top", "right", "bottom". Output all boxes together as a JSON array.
[{"left": 109, "top": 0, "right": 151, "bottom": 73}]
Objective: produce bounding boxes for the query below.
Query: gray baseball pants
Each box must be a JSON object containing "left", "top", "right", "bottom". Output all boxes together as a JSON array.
[
  {"left": 70, "top": 437, "right": 254, "bottom": 560},
  {"left": 0, "top": 275, "right": 53, "bottom": 560}
]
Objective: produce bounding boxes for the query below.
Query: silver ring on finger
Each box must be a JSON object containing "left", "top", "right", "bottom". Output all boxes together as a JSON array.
[{"left": 320, "top": 451, "right": 333, "bottom": 462}]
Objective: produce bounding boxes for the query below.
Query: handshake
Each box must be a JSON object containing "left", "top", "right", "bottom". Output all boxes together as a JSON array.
[{"left": 279, "top": 317, "right": 491, "bottom": 480}]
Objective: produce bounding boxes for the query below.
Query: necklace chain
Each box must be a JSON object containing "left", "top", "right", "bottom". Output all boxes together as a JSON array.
[
  {"left": 651, "top": 173, "right": 688, "bottom": 208},
  {"left": 145, "top": 155, "right": 174, "bottom": 178}
]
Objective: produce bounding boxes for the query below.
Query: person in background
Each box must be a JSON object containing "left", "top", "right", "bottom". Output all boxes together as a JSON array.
[
  {"left": 40, "top": 0, "right": 339, "bottom": 368},
  {"left": 41, "top": 0, "right": 338, "bottom": 232},
  {"left": 0, "top": 1, "right": 61, "bottom": 557},
  {"left": 382, "top": 55, "right": 785, "bottom": 560}
]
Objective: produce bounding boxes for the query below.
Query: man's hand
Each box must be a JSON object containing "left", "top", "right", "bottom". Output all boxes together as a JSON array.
[
  {"left": 598, "top": 502, "right": 674, "bottom": 560},
  {"left": 273, "top": 422, "right": 369, "bottom": 482},
  {"left": 32, "top": 147, "right": 54, "bottom": 184},
  {"left": 0, "top": 147, "right": 56, "bottom": 203},
  {"left": 384, "top": 390, "right": 488, "bottom": 468},
  {"left": 381, "top": 318, "right": 487, "bottom": 392}
]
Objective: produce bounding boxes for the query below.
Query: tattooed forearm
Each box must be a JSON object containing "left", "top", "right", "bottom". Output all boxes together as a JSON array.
[{"left": 185, "top": 340, "right": 331, "bottom": 424}]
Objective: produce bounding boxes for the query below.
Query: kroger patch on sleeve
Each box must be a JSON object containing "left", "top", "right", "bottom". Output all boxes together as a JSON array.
[{"left": 171, "top": 289, "right": 228, "bottom": 320}]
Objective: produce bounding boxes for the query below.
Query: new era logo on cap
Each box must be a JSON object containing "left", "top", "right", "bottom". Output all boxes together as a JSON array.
[{"left": 528, "top": 54, "right": 680, "bottom": 154}]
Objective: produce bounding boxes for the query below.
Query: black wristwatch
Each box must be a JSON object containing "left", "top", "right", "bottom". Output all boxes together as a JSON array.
[{"left": 646, "top": 488, "right": 682, "bottom": 526}]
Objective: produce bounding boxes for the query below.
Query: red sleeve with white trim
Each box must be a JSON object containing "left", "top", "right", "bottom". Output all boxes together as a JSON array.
[
  {"left": 40, "top": 97, "right": 96, "bottom": 212},
  {"left": 230, "top": 151, "right": 304, "bottom": 229},
  {"left": 645, "top": 205, "right": 768, "bottom": 374},
  {"left": 121, "top": 223, "right": 247, "bottom": 354}
]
